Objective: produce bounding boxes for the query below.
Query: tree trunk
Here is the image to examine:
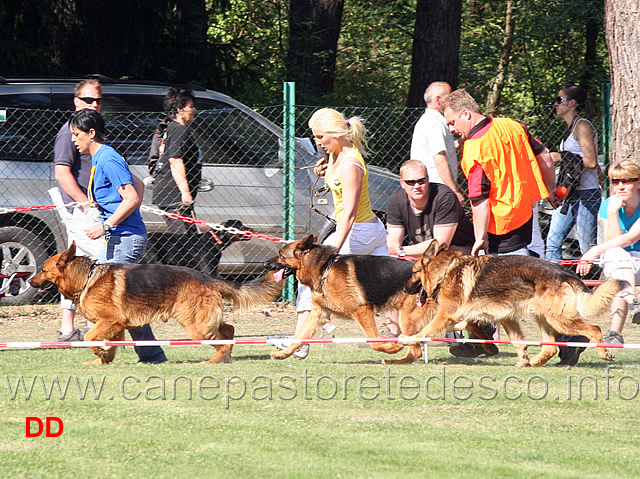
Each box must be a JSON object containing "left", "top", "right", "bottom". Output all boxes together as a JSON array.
[
  {"left": 407, "top": 0, "right": 462, "bottom": 107},
  {"left": 485, "top": 0, "right": 515, "bottom": 116},
  {"left": 287, "top": 0, "right": 345, "bottom": 102},
  {"left": 604, "top": 0, "right": 640, "bottom": 164}
]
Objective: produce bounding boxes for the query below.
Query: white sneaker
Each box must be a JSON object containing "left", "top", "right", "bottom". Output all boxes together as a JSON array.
[{"left": 267, "top": 335, "right": 310, "bottom": 359}]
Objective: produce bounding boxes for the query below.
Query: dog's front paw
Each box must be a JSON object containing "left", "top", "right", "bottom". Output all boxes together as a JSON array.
[
  {"left": 399, "top": 335, "right": 423, "bottom": 347},
  {"left": 270, "top": 350, "right": 289, "bottom": 360},
  {"left": 84, "top": 358, "right": 105, "bottom": 365},
  {"left": 603, "top": 350, "right": 615, "bottom": 361},
  {"left": 514, "top": 359, "right": 531, "bottom": 367}
]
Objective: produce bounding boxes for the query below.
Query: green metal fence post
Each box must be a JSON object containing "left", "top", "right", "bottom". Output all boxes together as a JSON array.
[{"left": 282, "top": 82, "right": 296, "bottom": 303}]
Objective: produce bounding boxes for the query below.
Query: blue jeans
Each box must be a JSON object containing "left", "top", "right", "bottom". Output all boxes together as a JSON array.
[
  {"left": 545, "top": 189, "right": 601, "bottom": 261},
  {"left": 99, "top": 233, "right": 167, "bottom": 363}
]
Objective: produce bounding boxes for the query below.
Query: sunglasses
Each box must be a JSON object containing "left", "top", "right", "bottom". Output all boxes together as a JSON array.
[
  {"left": 554, "top": 96, "right": 570, "bottom": 104},
  {"left": 611, "top": 177, "right": 639, "bottom": 185},
  {"left": 77, "top": 96, "right": 103, "bottom": 105},
  {"left": 402, "top": 177, "right": 427, "bottom": 186}
]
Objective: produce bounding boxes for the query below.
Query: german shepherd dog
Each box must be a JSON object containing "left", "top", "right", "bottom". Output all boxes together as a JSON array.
[
  {"left": 265, "top": 235, "right": 493, "bottom": 362},
  {"left": 403, "top": 240, "right": 628, "bottom": 367},
  {"left": 30, "top": 242, "right": 283, "bottom": 364}
]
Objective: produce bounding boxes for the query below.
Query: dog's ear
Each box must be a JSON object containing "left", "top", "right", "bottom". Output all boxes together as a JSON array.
[
  {"left": 423, "top": 239, "right": 439, "bottom": 260},
  {"left": 300, "top": 235, "right": 315, "bottom": 250},
  {"left": 423, "top": 253, "right": 458, "bottom": 296},
  {"left": 437, "top": 241, "right": 449, "bottom": 253},
  {"left": 57, "top": 242, "right": 77, "bottom": 269}
]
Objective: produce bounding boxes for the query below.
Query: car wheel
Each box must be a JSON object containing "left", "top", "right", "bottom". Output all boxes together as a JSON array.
[{"left": 0, "top": 227, "right": 50, "bottom": 305}]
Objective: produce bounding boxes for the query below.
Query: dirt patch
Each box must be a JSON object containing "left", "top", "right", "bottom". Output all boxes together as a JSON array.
[{"left": 0, "top": 302, "right": 374, "bottom": 342}]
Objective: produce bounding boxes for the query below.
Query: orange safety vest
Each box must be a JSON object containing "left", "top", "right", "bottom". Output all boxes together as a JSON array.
[{"left": 461, "top": 117, "right": 548, "bottom": 235}]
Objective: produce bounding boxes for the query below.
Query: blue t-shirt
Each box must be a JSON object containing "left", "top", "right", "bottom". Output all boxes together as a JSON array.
[
  {"left": 91, "top": 144, "right": 146, "bottom": 236},
  {"left": 599, "top": 197, "right": 640, "bottom": 251}
]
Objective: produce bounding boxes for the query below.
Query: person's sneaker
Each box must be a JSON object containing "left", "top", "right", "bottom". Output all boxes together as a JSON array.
[
  {"left": 57, "top": 329, "right": 83, "bottom": 342},
  {"left": 629, "top": 300, "right": 640, "bottom": 325},
  {"left": 268, "top": 335, "right": 310, "bottom": 359},
  {"left": 449, "top": 342, "right": 498, "bottom": 358},
  {"left": 602, "top": 329, "right": 624, "bottom": 344}
]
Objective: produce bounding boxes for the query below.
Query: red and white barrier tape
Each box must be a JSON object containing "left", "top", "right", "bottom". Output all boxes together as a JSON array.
[
  {"left": 0, "top": 202, "right": 290, "bottom": 245},
  {"left": 0, "top": 336, "right": 636, "bottom": 349}
]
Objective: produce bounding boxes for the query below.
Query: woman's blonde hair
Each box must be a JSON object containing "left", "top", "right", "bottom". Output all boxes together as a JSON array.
[
  {"left": 308, "top": 108, "right": 370, "bottom": 157},
  {"left": 608, "top": 160, "right": 640, "bottom": 180}
]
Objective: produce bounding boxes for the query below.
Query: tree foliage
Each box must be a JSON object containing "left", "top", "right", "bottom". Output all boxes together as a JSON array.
[{"left": 0, "top": 0, "right": 610, "bottom": 117}]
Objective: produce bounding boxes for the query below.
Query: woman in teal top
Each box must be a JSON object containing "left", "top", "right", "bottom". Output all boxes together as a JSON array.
[{"left": 577, "top": 159, "right": 640, "bottom": 346}]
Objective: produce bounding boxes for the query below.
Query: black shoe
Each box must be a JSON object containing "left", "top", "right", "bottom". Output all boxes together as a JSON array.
[
  {"left": 557, "top": 335, "right": 588, "bottom": 366},
  {"left": 557, "top": 347, "right": 585, "bottom": 366},
  {"left": 449, "top": 342, "right": 498, "bottom": 358}
]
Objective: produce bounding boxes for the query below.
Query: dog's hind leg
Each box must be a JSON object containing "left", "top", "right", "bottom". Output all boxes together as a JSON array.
[
  {"left": 500, "top": 320, "right": 531, "bottom": 367},
  {"left": 201, "top": 323, "right": 234, "bottom": 364},
  {"left": 84, "top": 325, "right": 124, "bottom": 365},
  {"left": 547, "top": 316, "right": 614, "bottom": 362},
  {"left": 529, "top": 318, "right": 559, "bottom": 367}
]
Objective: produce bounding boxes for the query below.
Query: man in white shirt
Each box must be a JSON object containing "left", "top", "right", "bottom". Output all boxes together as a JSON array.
[{"left": 410, "top": 81, "right": 465, "bottom": 203}]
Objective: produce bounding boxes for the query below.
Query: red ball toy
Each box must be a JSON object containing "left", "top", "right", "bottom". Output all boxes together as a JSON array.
[{"left": 556, "top": 186, "right": 568, "bottom": 199}]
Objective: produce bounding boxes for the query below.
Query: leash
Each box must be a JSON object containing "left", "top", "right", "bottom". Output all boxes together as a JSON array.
[
  {"left": 309, "top": 176, "right": 336, "bottom": 225},
  {"left": 316, "top": 254, "right": 339, "bottom": 294}
]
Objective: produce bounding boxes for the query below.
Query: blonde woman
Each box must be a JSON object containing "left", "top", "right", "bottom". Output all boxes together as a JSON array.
[
  {"left": 271, "top": 108, "right": 389, "bottom": 358},
  {"left": 577, "top": 160, "right": 640, "bottom": 344}
]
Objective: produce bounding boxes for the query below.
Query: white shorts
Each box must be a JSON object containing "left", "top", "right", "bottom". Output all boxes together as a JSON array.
[
  {"left": 50, "top": 187, "right": 104, "bottom": 310},
  {"left": 296, "top": 218, "right": 388, "bottom": 312},
  {"left": 602, "top": 247, "right": 640, "bottom": 282}
]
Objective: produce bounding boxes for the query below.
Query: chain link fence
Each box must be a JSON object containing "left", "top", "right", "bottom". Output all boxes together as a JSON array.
[{"left": 0, "top": 101, "right": 604, "bottom": 305}]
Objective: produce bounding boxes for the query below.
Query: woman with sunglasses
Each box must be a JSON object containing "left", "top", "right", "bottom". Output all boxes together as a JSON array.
[
  {"left": 574, "top": 160, "right": 640, "bottom": 350},
  {"left": 545, "top": 85, "right": 601, "bottom": 262},
  {"left": 270, "top": 108, "right": 389, "bottom": 357}
]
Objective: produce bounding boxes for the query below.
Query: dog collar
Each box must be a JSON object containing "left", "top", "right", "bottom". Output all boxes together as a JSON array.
[
  {"left": 317, "top": 255, "right": 338, "bottom": 293},
  {"left": 74, "top": 261, "right": 99, "bottom": 303}
]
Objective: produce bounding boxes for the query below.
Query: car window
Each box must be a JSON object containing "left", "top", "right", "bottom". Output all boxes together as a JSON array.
[
  {"left": 194, "top": 107, "right": 280, "bottom": 167},
  {"left": 0, "top": 93, "right": 52, "bottom": 109}
]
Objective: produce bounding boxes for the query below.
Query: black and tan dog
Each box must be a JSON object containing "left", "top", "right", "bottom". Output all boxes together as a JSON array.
[
  {"left": 265, "top": 235, "right": 493, "bottom": 362},
  {"left": 30, "top": 242, "right": 282, "bottom": 364},
  {"left": 403, "top": 240, "right": 628, "bottom": 367}
]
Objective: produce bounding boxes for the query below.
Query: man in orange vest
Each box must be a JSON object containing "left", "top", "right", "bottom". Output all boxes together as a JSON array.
[{"left": 442, "top": 88, "right": 560, "bottom": 256}]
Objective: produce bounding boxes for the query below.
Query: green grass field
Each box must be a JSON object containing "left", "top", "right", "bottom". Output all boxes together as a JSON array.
[{"left": 1, "top": 304, "right": 640, "bottom": 478}]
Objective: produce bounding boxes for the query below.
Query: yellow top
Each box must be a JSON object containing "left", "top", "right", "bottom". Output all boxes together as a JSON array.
[{"left": 325, "top": 148, "right": 376, "bottom": 224}]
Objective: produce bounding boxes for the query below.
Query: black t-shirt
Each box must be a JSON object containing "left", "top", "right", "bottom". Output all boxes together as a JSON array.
[
  {"left": 387, "top": 183, "right": 474, "bottom": 248},
  {"left": 152, "top": 121, "right": 201, "bottom": 207}
]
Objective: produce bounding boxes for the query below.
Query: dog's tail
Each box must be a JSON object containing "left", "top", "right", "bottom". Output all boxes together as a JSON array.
[
  {"left": 576, "top": 279, "right": 630, "bottom": 319},
  {"left": 215, "top": 271, "right": 283, "bottom": 312}
]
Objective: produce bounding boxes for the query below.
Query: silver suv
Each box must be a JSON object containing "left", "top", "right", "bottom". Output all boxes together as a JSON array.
[{"left": 0, "top": 76, "right": 400, "bottom": 305}]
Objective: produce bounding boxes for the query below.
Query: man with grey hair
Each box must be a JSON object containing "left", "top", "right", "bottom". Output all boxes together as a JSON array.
[{"left": 410, "top": 81, "right": 464, "bottom": 203}]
